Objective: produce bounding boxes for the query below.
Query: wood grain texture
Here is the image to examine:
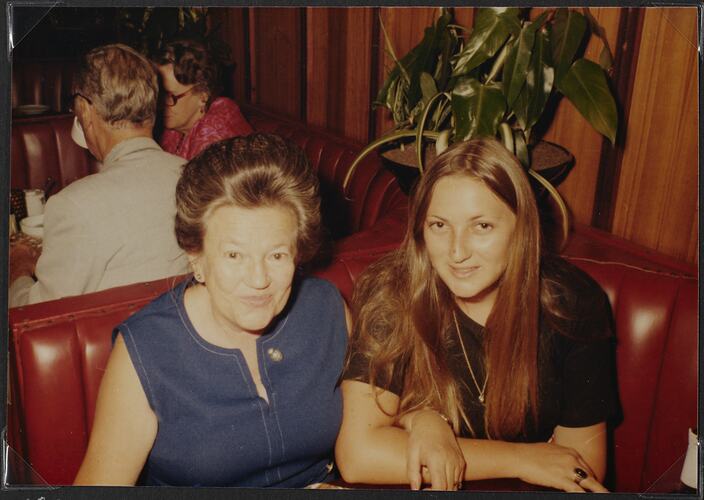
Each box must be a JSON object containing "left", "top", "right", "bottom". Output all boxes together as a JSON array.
[
  {"left": 306, "top": 7, "right": 374, "bottom": 143},
  {"left": 592, "top": 7, "right": 646, "bottom": 230},
  {"left": 249, "top": 7, "right": 304, "bottom": 119},
  {"left": 223, "top": 6, "right": 696, "bottom": 265},
  {"left": 540, "top": 7, "right": 622, "bottom": 227},
  {"left": 209, "top": 7, "right": 249, "bottom": 104},
  {"left": 611, "top": 7, "right": 698, "bottom": 264}
]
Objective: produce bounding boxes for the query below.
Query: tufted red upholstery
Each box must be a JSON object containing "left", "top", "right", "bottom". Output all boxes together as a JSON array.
[
  {"left": 10, "top": 106, "right": 406, "bottom": 252},
  {"left": 7, "top": 233, "right": 697, "bottom": 491},
  {"left": 11, "top": 114, "right": 98, "bottom": 191},
  {"left": 7, "top": 104, "right": 697, "bottom": 492},
  {"left": 7, "top": 279, "right": 185, "bottom": 486},
  {"left": 242, "top": 105, "right": 407, "bottom": 240}
]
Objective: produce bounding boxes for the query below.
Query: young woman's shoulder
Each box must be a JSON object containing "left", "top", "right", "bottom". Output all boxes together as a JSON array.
[{"left": 540, "top": 255, "right": 613, "bottom": 341}]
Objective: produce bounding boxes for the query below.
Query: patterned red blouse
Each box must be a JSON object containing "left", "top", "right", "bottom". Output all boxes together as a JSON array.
[{"left": 159, "top": 97, "right": 253, "bottom": 160}]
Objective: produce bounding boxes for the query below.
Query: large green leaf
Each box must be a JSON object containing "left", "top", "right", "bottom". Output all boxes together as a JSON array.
[
  {"left": 451, "top": 8, "right": 519, "bottom": 77},
  {"left": 514, "top": 29, "right": 554, "bottom": 131},
  {"left": 375, "top": 9, "right": 452, "bottom": 119},
  {"left": 557, "top": 58, "right": 617, "bottom": 144},
  {"left": 434, "top": 26, "right": 458, "bottom": 92},
  {"left": 582, "top": 7, "right": 614, "bottom": 71},
  {"left": 420, "top": 72, "right": 438, "bottom": 103},
  {"left": 451, "top": 78, "right": 506, "bottom": 140},
  {"left": 550, "top": 8, "right": 587, "bottom": 83},
  {"left": 406, "top": 11, "right": 452, "bottom": 107},
  {"left": 502, "top": 12, "right": 548, "bottom": 108}
]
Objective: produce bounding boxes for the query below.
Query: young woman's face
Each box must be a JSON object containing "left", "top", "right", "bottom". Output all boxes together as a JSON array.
[
  {"left": 423, "top": 174, "right": 516, "bottom": 316},
  {"left": 191, "top": 204, "right": 298, "bottom": 337},
  {"left": 157, "top": 63, "right": 207, "bottom": 134}
]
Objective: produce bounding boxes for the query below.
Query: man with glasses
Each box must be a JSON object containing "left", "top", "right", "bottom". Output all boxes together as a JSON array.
[{"left": 9, "top": 44, "right": 189, "bottom": 306}]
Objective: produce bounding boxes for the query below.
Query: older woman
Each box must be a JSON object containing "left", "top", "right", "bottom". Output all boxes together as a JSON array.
[
  {"left": 155, "top": 39, "right": 252, "bottom": 160},
  {"left": 75, "top": 133, "right": 349, "bottom": 487},
  {"left": 336, "top": 138, "right": 618, "bottom": 492}
]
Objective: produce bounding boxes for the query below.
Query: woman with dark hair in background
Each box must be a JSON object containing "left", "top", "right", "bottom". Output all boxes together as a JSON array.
[
  {"left": 75, "top": 133, "right": 348, "bottom": 487},
  {"left": 336, "top": 138, "right": 618, "bottom": 492},
  {"left": 154, "top": 39, "right": 252, "bottom": 160}
]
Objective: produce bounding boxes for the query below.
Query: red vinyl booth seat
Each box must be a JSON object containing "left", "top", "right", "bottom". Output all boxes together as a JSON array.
[
  {"left": 11, "top": 106, "right": 406, "bottom": 253},
  {"left": 11, "top": 114, "right": 99, "bottom": 192},
  {"left": 8, "top": 90, "right": 698, "bottom": 491},
  {"left": 7, "top": 236, "right": 697, "bottom": 492}
]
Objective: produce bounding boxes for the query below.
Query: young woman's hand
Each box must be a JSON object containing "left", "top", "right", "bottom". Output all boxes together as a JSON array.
[
  {"left": 402, "top": 410, "right": 465, "bottom": 490},
  {"left": 514, "top": 442, "right": 609, "bottom": 492}
]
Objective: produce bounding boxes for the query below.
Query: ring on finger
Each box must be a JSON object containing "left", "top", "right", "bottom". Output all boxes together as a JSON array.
[{"left": 573, "top": 467, "right": 588, "bottom": 484}]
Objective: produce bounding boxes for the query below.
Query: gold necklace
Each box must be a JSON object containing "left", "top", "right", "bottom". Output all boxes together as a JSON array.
[{"left": 452, "top": 311, "right": 488, "bottom": 405}]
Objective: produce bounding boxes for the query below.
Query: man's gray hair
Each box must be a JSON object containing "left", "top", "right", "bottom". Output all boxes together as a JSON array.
[{"left": 73, "top": 43, "right": 158, "bottom": 126}]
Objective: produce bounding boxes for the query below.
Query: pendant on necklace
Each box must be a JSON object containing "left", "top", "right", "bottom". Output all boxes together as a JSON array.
[{"left": 478, "top": 394, "right": 485, "bottom": 404}]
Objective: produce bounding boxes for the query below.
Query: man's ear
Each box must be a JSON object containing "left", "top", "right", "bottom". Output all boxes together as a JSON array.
[{"left": 76, "top": 99, "right": 95, "bottom": 132}]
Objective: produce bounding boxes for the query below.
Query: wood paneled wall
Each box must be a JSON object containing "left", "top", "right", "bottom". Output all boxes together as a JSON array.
[{"left": 211, "top": 6, "right": 698, "bottom": 266}]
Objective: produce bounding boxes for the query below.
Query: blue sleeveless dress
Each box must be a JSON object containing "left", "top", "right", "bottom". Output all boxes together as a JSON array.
[{"left": 114, "top": 276, "right": 347, "bottom": 487}]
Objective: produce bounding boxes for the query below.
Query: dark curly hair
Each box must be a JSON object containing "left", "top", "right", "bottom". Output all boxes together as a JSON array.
[
  {"left": 154, "top": 39, "right": 223, "bottom": 107},
  {"left": 175, "top": 133, "right": 322, "bottom": 266}
]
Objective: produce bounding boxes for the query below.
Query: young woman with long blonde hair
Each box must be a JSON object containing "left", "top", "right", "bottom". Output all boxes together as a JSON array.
[{"left": 335, "top": 138, "right": 617, "bottom": 492}]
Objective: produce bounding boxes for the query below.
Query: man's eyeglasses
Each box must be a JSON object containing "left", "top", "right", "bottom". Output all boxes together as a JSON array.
[
  {"left": 162, "top": 87, "right": 197, "bottom": 107},
  {"left": 69, "top": 92, "right": 92, "bottom": 113}
]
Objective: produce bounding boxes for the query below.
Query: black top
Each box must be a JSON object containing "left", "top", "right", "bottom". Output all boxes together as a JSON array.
[{"left": 344, "top": 257, "right": 619, "bottom": 441}]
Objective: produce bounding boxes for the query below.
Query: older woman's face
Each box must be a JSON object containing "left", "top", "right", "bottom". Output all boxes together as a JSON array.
[
  {"left": 157, "top": 63, "right": 207, "bottom": 134},
  {"left": 192, "top": 204, "right": 298, "bottom": 337},
  {"left": 423, "top": 174, "right": 516, "bottom": 318}
]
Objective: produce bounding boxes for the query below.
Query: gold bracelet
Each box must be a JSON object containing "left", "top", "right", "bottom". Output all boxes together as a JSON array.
[{"left": 409, "top": 408, "right": 452, "bottom": 431}]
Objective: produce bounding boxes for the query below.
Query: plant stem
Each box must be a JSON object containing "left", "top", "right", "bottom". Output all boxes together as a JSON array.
[
  {"left": 527, "top": 169, "right": 570, "bottom": 251},
  {"left": 342, "top": 130, "right": 440, "bottom": 195},
  {"left": 416, "top": 92, "right": 451, "bottom": 174}
]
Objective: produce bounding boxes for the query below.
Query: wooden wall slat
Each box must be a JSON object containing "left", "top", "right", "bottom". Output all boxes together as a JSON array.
[
  {"left": 306, "top": 7, "right": 374, "bottom": 143},
  {"left": 611, "top": 7, "right": 698, "bottom": 264},
  {"left": 542, "top": 8, "right": 622, "bottom": 227},
  {"left": 226, "top": 6, "right": 697, "bottom": 266},
  {"left": 592, "top": 7, "right": 646, "bottom": 230},
  {"left": 249, "top": 7, "right": 304, "bottom": 119},
  {"left": 209, "top": 7, "right": 249, "bottom": 104}
]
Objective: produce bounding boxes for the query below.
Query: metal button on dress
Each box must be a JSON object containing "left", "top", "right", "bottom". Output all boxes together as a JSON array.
[{"left": 267, "top": 347, "right": 283, "bottom": 362}]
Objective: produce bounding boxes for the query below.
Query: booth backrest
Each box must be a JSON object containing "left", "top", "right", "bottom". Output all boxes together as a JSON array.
[
  {"left": 8, "top": 240, "right": 697, "bottom": 492},
  {"left": 11, "top": 114, "right": 98, "bottom": 191},
  {"left": 12, "top": 59, "right": 78, "bottom": 113},
  {"left": 241, "top": 105, "right": 407, "bottom": 238},
  {"left": 10, "top": 107, "right": 406, "bottom": 243}
]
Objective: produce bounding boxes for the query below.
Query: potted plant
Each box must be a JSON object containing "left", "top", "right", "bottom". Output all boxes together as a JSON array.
[{"left": 343, "top": 7, "right": 618, "bottom": 248}]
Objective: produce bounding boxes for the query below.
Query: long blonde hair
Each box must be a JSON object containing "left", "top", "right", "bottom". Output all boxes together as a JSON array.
[{"left": 349, "top": 138, "right": 542, "bottom": 439}]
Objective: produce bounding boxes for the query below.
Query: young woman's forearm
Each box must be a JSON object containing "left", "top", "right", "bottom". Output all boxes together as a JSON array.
[
  {"left": 456, "top": 437, "right": 608, "bottom": 492},
  {"left": 455, "top": 438, "right": 523, "bottom": 480},
  {"left": 335, "top": 424, "right": 412, "bottom": 484}
]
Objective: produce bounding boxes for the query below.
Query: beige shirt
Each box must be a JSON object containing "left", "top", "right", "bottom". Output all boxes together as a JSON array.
[{"left": 10, "top": 137, "right": 189, "bottom": 307}]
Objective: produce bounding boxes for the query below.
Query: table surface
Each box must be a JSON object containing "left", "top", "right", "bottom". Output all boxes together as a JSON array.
[
  {"left": 321, "top": 477, "right": 552, "bottom": 492},
  {"left": 9, "top": 232, "right": 42, "bottom": 249}
]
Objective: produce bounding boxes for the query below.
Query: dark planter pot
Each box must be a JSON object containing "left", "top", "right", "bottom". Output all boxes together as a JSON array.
[
  {"left": 381, "top": 140, "right": 575, "bottom": 195},
  {"left": 528, "top": 141, "right": 575, "bottom": 191}
]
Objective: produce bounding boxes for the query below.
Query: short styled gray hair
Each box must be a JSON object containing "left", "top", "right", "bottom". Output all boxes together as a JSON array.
[{"left": 73, "top": 43, "right": 157, "bottom": 126}]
